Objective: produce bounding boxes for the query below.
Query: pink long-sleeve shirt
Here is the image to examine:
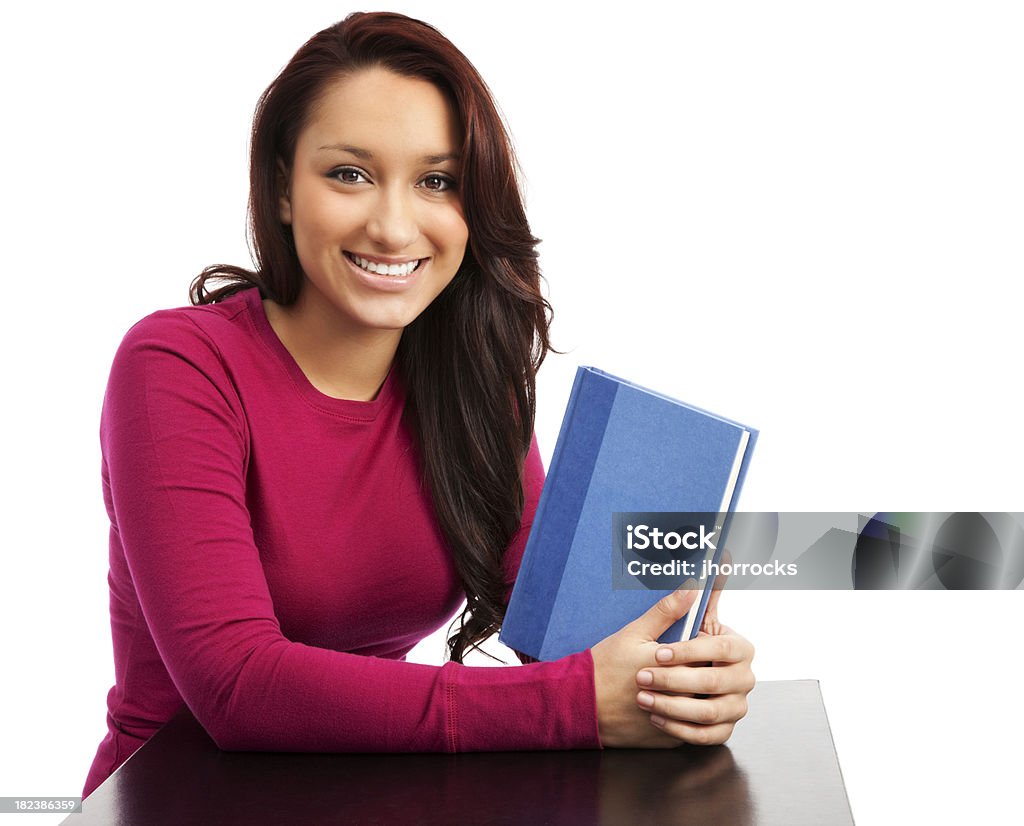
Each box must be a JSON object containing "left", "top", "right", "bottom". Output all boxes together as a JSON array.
[{"left": 83, "top": 286, "right": 600, "bottom": 797}]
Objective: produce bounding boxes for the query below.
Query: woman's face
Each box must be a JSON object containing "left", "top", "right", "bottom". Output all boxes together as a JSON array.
[{"left": 280, "top": 67, "right": 468, "bottom": 336}]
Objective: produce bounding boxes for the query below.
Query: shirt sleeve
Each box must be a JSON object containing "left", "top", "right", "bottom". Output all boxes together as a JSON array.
[{"left": 102, "top": 313, "right": 600, "bottom": 754}]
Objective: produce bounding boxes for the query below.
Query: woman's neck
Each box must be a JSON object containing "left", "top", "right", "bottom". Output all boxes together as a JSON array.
[{"left": 262, "top": 293, "right": 401, "bottom": 402}]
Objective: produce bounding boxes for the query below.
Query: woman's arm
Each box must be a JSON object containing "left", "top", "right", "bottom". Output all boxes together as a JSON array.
[{"left": 102, "top": 312, "right": 599, "bottom": 754}]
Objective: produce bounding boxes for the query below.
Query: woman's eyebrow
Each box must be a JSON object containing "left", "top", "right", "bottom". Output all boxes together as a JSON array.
[
  {"left": 317, "top": 143, "right": 460, "bottom": 164},
  {"left": 318, "top": 143, "right": 373, "bottom": 158},
  {"left": 420, "top": 152, "right": 460, "bottom": 165}
]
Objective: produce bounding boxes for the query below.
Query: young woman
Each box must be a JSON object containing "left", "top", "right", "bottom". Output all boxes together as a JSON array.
[{"left": 84, "top": 11, "right": 755, "bottom": 798}]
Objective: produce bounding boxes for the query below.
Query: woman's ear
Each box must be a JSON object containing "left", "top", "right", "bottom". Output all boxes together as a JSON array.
[{"left": 277, "top": 158, "right": 292, "bottom": 225}]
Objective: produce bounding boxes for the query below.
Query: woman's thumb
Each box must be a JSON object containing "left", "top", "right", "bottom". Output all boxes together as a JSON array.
[{"left": 629, "top": 581, "right": 699, "bottom": 641}]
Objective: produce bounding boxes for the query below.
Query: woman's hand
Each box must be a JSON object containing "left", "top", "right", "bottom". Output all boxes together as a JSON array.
[
  {"left": 591, "top": 587, "right": 699, "bottom": 748},
  {"left": 636, "top": 583, "right": 755, "bottom": 746},
  {"left": 591, "top": 584, "right": 755, "bottom": 748}
]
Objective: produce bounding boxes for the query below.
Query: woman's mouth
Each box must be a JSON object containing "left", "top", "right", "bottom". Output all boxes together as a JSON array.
[{"left": 344, "top": 252, "right": 424, "bottom": 277}]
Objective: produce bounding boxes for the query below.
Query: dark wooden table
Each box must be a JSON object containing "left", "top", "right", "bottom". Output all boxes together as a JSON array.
[{"left": 65, "top": 679, "right": 853, "bottom": 825}]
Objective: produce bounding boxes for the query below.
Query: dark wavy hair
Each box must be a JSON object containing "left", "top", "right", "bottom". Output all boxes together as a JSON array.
[{"left": 190, "top": 12, "right": 552, "bottom": 663}]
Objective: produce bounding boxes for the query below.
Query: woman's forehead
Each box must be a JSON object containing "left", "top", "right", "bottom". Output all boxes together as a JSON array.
[{"left": 299, "top": 68, "right": 462, "bottom": 162}]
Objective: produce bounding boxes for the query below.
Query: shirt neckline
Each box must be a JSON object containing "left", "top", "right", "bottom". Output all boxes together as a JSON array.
[{"left": 241, "top": 286, "right": 398, "bottom": 420}]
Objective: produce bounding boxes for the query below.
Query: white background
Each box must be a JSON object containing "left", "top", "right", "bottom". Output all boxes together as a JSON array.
[{"left": 1, "top": 2, "right": 1022, "bottom": 824}]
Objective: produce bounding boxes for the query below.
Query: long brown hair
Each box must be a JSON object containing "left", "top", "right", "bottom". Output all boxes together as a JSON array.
[{"left": 191, "top": 12, "right": 552, "bottom": 662}]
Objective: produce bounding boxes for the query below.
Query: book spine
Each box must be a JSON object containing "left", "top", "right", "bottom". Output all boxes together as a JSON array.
[
  {"left": 500, "top": 368, "right": 587, "bottom": 654},
  {"left": 532, "top": 369, "right": 618, "bottom": 659},
  {"left": 501, "top": 368, "right": 618, "bottom": 659}
]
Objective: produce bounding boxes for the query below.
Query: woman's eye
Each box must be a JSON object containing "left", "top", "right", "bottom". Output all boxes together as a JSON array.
[
  {"left": 332, "top": 167, "right": 368, "bottom": 184},
  {"left": 420, "top": 174, "right": 455, "bottom": 192}
]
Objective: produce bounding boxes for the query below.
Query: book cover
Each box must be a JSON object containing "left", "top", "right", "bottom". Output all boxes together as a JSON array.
[{"left": 500, "top": 366, "right": 757, "bottom": 661}]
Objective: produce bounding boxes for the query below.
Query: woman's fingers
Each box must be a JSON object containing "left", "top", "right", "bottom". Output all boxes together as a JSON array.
[
  {"left": 647, "top": 627, "right": 755, "bottom": 667},
  {"left": 637, "top": 688, "right": 749, "bottom": 726},
  {"left": 634, "top": 624, "right": 756, "bottom": 736},
  {"left": 637, "top": 660, "right": 756, "bottom": 696},
  {"left": 700, "top": 552, "right": 730, "bottom": 635},
  {"left": 649, "top": 716, "right": 737, "bottom": 747}
]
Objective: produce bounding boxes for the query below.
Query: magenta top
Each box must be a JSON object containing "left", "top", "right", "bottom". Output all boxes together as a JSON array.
[{"left": 83, "top": 287, "right": 600, "bottom": 797}]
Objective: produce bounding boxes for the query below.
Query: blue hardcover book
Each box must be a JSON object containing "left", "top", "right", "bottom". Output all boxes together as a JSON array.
[{"left": 500, "top": 366, "right": 757, "bottom": 661}]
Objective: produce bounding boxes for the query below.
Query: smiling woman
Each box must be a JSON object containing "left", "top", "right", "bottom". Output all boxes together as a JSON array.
[
  {"left": 267, "top": 68, "right": 469, "bottom": 401},
  {"left": 82, "top": 11, "right": 754, "bottom": 800}
]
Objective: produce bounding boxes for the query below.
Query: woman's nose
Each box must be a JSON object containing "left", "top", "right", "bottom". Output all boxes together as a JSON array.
[{"left": 365, "top": 187, "right": 420, "bottom": 251}]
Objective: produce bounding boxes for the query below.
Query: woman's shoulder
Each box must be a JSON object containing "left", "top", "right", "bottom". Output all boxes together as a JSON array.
[
  {"left": 116, "top": 288, "right": 260, "bottom": 361},
  {"left": 106, "top": 289, "right": 267, "bottom": 402},
  {"left": 101, "top": 292, "right": 260, "bottom": 461}
]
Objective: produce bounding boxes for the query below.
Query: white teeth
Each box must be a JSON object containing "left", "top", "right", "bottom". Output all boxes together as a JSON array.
[{"left": 350, "top": 254, "right": 420, "bottom": 277}]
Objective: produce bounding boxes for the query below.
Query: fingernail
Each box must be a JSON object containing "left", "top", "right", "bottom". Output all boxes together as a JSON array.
[
  {"left": 636, "top": 669, "right": 653, "bottom": 686},
  {"left": 637, "top": 691, "right": 655, "bottom": 708},
  {"left": 650, "top": 714, "right": 666, "bottom": 727},
  {"left": 656, "top": 647, "right": 673, "bottom": 663}
]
